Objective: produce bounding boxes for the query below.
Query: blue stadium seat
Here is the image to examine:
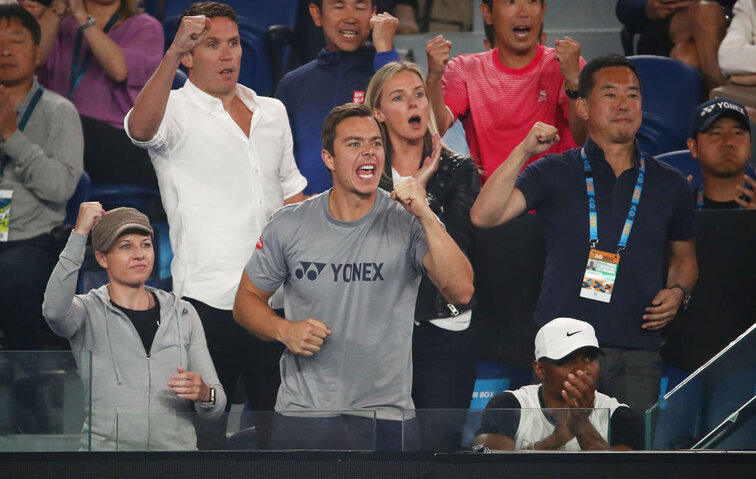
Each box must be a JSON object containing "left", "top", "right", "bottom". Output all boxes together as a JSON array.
[
  {"left": 142, "top": 0, "right": 161, "bottom": 19},
  {"left": 628, "top": 56, "right": 704, "bottom": 156},
  {"left": 460, "top": 362, "right": 531, "bottom": 449},
  {"left": 173, "top": 68, "right": 188, "bottom": 89},
  {"left": 65, "top": 171, "right": 91, "bottom": 225},
  {"left": 656, "top": 149, "right": 702, "bottom": 190},
  {"left": 89, "top": 184, "right": 160, "bottom": 215},
  {"left": 656, "top": 150, "right": 756, "bottom": 192}
]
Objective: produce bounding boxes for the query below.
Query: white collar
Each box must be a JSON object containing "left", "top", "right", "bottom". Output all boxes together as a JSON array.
[{"left": 182, "top": 79, "right": 259, "bottom": 115}]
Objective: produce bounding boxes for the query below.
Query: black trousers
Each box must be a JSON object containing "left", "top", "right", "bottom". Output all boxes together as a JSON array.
[
  {"left": 80, "top": 115, "right": 158, "bottom": 188},
  {"left": 0, "top": 234, "right": 56, "bottom": 350},
  {"left": 0, "top": 234, "right": 59, "bottom": 433},
  {"left": 411, "top": 321, "right": 475, "bottom": 451},
  {"left": 184, "top": 297, "right": 284, "bottom": 449}
]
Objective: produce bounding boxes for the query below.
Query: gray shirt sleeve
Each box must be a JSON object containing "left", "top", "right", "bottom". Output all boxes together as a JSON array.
[
  {"left": 2, "top": 96, "right": 83, "bottom": 204},
  {"left": 42, "top": 231, "right": 89, "bottom": 339},
  {"left": 245, "top": 214, "right": 289, "bottom": 292}
]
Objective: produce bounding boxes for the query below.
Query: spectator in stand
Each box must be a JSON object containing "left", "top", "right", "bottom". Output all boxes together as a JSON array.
[
  {"left": 125, "top": 2, "right": 307, "bottom": 448},
  {"left": 616, "top": 0, "right": 733, "bottom": 91},
  {"left": 0, "top": 3, "right": 82, "bottom": 353},
  {"left": 715, "top": 0, "right": 756, "bottom": 115},
  {"left": 36, "top": 0, "right": 163, "bottom": 187},
  {"left": 233, "top": 103, "right": 473, "bottom": 451},
  {"left": 275, "top": 0, "right": 400, "bottom": 195},
  {"left": 471, "top": 54, "right": 699, "bottom": 413},
  {"left": 43, "top": 203, "right": 226, "bottom": 450},
  {"left": 0, "top": 3, "right": 82, "bottom": 433},
  {"left": 472, "top": 318, "right": 643, "bottom": 451},
  {"left": 365, "top": 61, "right": 480, "bottom": 450},
  {"left": 426, "top": 0, "right": 587, "bottom": 181},
  {"left": 687, "top": 98, "right": 755, "bottom": 209}
]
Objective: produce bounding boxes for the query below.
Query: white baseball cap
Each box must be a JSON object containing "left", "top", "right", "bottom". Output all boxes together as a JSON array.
[{"left": 534, "top": 317, "right": 602, "bottom": 361}]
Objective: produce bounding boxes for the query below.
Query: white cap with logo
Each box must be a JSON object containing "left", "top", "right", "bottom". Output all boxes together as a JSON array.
[{"left": 534, "top": 317, "right": 602, "bottom": 361}]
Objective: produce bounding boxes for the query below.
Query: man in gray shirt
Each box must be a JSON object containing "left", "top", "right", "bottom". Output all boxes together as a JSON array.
[
  {"left": 0, "top": 4, "right": 82, "bottom": 352},
  {"left": 233, "top": 103, "right": 473, "bottom": 450},
  {"left": 0, "top": 4, "right": 82, "bottom": 433}
]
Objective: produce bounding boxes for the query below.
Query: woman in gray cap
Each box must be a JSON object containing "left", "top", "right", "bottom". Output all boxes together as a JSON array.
[{"left": 42, "top": 202, "right": 226, "bottom": 451}]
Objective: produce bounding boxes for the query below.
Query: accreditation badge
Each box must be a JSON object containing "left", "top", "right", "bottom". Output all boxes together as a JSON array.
[
  {"left": 580, "top": 249, "right": 619, "bottom": 303},
  {"left": 0, "top": 190, "right": 12, "bottom": 242}
]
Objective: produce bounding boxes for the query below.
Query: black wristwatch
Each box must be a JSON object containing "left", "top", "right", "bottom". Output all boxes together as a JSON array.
[
  {"left": 670, "top": 284, "right": 691, "bottom": 310},
  {"left": 78, "top": 15, "right": 96, "bottom": 32},
  {"left": 200, "top": 386, "right": 216, "bottom": 406},
  {"left": 564, "top": 82, "right": 580, "bottom": 100}
]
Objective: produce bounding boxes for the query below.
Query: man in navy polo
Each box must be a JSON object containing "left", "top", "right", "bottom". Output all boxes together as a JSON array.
[{"left": 471, "top": 54, "right": 698, "bottom": 413}]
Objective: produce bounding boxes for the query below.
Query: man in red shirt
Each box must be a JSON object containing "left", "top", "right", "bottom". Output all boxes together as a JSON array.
[{"left": 426, "top": 0, "right": 587, "bottom": 180}]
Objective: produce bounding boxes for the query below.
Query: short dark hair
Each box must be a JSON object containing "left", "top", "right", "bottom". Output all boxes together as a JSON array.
[
  {"left": 484, "top": 22, "right": 495, "bottom": 48},
  {"left": 321, "top": 103, "right": 375, "bottom": 156},
  {"left": 310, "top": 0, "right": 375, "bottom": 9},
  {"left": 578, "top": 53, "right": 641, "bottom": 99},
  {"left": 181, "top": 1, "right": 237, "bottom": 23},
  {"left": 481, "top": 0, "right": 544, "bottom": 8},
  {"left": 0, "top": 4, "right": 41, "bottom": 45}
]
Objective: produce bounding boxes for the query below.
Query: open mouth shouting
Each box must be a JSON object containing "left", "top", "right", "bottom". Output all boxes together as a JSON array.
[
  {"left": 356, "top": 164, "right": 376, "bottom": 179},
  {"left": 512, "top": 24, "right": 532, "bottom": 41},
  {"left": 408, "top": 115, "right": 423, "bottom": 129}
]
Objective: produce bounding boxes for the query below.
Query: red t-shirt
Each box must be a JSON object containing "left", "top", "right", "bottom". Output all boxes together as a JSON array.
[{"left": 442, "top": 45, "right": 585, "bottom": 180}]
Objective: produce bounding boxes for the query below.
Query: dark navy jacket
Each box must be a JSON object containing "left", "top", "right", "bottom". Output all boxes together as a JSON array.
[{"left": 275, "top": 45, "right": 399, "bottom": 195}]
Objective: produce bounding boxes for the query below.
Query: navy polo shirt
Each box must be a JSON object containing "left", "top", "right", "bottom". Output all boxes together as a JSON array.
[{"left": 516, "top": 137, "right": 696, "bottom": 350}]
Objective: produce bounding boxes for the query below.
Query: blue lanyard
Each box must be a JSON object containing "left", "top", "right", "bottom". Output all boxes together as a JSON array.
[
  {"left": 0, "top": 87, "right": 44, "bottom": 177},
  {"left": 583, "top": 148, "right": 646, "bottom": 254},
  {"left": 696, "top": 184, "right": 751, "bottom": 210},
  {"left": 69, "top": 12, "right": 119, "bottom": 100}
]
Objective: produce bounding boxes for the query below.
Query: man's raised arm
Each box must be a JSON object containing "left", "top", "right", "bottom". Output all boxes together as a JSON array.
[
  {"left": 470, "top": 122, "right": 560, "bottom": 228},
  {"left": 127, "top": 15, "right": 210, "bottom": 141}
]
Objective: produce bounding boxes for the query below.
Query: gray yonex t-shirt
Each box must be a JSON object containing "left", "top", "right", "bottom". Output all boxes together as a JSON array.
[{"left": 246, "top": 189, "right": 429, "bottom": 420}]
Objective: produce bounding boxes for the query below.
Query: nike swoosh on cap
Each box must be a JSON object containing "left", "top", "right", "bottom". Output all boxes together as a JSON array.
[{"left": 566, "top": 330, "right": 582, "bottom": 337}]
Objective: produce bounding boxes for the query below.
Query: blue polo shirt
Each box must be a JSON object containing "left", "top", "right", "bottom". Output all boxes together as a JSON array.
[
  {"left": 275, "top": 45, "right": 400, "bottom": 195},
  {"left": 516, "top": 137, "right": 696, "bottom": 350}
]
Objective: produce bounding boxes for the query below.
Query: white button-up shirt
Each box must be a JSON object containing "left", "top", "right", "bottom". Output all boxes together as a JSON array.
[{"left": 125, "top": 80, "right": 307, "bottom": 309}]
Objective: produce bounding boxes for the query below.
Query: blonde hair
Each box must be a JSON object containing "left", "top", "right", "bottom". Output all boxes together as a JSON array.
[{"left": 365, "top": 61, "right": 441, "bottom": 189}]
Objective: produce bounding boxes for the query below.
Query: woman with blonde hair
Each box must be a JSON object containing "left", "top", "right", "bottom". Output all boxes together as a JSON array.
[{"left": 366, "top": 61, "right": 480, "bottom": 449}]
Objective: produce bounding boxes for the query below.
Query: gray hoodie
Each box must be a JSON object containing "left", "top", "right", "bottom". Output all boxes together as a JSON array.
[{"left": 42, "top": 232, "right": 226, "bottom": 451}]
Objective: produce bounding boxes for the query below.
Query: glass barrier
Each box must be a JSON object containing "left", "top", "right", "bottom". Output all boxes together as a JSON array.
[
  {"left": 116, "top": 410, "right": 378, "bottom": 452},
  {"left": 0, "top": 350, "right": 91, "bottom": 452},
  {"left": 646, "top": 323, "right": 756, "bottom": 450},
  {"left": 404, "top": 408, "right": 611, "bottom": 452}
]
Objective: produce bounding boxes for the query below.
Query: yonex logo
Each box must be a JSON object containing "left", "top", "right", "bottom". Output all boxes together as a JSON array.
[
  {"left": 700, "top": 105, "right": 715, "bottom": 115},
  {"left": 295, "top": 261, "right": 326, "bottom": 281},
  {"left": 294, "top": 261, "right": 385, "bottom": 282}
]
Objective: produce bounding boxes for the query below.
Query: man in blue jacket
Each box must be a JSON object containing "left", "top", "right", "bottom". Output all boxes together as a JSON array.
[{"left": 275, "top": 0, "right": 400, "bottom": 195}]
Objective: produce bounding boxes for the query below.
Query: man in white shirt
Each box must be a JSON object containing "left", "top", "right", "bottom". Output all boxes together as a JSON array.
[{"left": 125, "top": 1, "right": 306, "bottom": 448}]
